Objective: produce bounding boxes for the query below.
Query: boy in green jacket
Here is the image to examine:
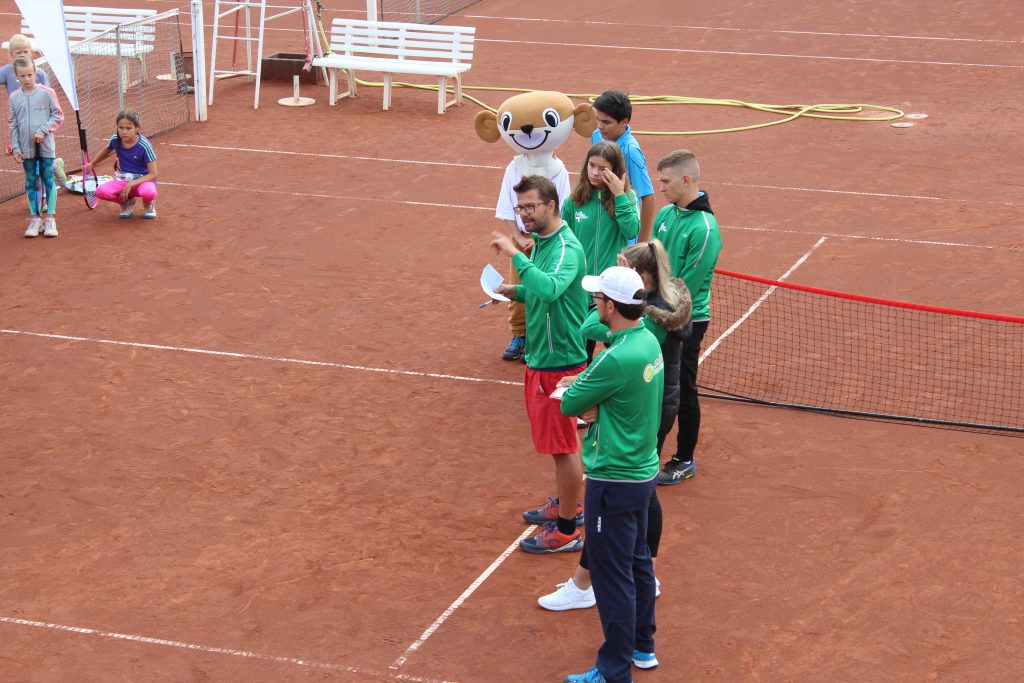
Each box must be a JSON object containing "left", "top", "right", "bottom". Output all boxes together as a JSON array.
[
  {"left": 558, "top": 265, "right": 664, "bottom": 683},
  {"left": 653, "top": 149, "right": 722, "bottom": 485},
  {"left": 490, "top": 175, "right": 590, "bottom": 554}
]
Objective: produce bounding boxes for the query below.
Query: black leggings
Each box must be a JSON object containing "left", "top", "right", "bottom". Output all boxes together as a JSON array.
[{"left": 579, "top": 489, "right": 662, "bottom": 570}]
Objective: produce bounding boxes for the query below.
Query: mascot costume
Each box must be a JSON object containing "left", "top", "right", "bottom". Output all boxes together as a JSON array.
[{"left": 475, "top": 91, "right": 596, "bottom": 360}]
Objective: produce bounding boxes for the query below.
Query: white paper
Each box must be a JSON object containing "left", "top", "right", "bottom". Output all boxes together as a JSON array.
[
  {"left": 481, "top": 263, "right": 510, "bottom": 302},
  {"left": 549, "top": 386, "right": 567, "bottom": 400}
]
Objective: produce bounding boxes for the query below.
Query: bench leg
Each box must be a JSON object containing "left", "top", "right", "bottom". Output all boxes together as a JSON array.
[
  {"left": 383, "top": 73, "right": 392, "bottom": 110},
  {"left": 437, "top": 76, "right": 447, "bottom": 114},
  {"left": 455, "top": 74, "right": 463, "bottom": 107},
  {"left": 328, "top": 68, "right": 337, "bottom": 105},
  {"left": 347, "top": 69, "right": 357, "bottom": 98}
]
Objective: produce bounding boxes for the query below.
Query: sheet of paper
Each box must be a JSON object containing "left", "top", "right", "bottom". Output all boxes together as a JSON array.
[
  {"left": 549, "top": 386, "right": 567, "bottom": 400},
  {"left": 481, "top": 263, "right": 510, "bottom": 302}
]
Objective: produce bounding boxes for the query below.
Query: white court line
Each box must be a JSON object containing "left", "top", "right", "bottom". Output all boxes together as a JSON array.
[
  {"left": 155, "top": 176, "right": 1009, "bottom": 250},
  {"left": 463, "top": 15, "right": 1023, "bottom": 45},
  {"left": 0, "top": 329, "right": 520, "bottom": 388},
  {"left": 700, "top": 236, "right": 829, "bottom": 364},
  {"left": 390, "top": 526, "right": 537, "bottom": 669},
  {"left": 0, "top": 615, "right": 449, "bottom": 682},
  {"left": 478, "top": 38, "right": 1024, "bottom": 70},
  {"left": 164, "top": 143, "right": 1024, "bottom": 209}
]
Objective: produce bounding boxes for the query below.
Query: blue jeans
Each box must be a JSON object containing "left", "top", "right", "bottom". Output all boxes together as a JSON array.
[
  {"left": 585, "top": 476, "right": 658, "bottom": 683},
  {"left": 24, "top": 157, "right": 56, "bottom": 216}
]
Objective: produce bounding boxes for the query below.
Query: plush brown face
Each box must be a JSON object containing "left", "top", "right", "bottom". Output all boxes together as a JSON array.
[{"left": 474, "top": 91, "right": 596, "bottom": 153}]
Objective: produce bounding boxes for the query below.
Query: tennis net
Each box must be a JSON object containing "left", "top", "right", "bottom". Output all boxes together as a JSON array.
[
  {"left": 378, "top": 0, "right": 482, "bottom": 24},
  {"left": 699, "top": 270, "right": 1024, "bottom": 433},
  {"left": 0, "top": 9, "right": 191, "bottom": 204}
]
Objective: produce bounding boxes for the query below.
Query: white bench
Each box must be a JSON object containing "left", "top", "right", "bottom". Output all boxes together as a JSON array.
[
  {"left": 311, "top": 18, "right": 475, "bottom": 115},
  {"left": 4, "top": 6, "right": 157, "bottom": 89}
]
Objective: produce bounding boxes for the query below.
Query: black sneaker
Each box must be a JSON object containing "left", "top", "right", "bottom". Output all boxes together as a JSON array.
[
  {"left": 657, "top": 459, "right": 695, "bottom": 486},
  {"left": 502, "top": 335, "right": 525, "bottom": 361}
]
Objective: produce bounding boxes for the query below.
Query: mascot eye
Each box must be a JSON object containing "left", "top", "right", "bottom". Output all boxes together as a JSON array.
[
  {"left": 542, "top": 108, "right": 560, "bottom": 128},
  {"left": 500, "top": 112, "right": 512, "bottom": 132}
]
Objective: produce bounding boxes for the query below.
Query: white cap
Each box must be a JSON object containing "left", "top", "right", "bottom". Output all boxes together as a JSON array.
[{"left": 581, "top": 266, "right": 645, "bottom": 304}]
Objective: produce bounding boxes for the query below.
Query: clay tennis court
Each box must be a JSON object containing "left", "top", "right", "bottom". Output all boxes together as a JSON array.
[{"left": 2, "top": 0, "right": 1023, "bottom": 680}]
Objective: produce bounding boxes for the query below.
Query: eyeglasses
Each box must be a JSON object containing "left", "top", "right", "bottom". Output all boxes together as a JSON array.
[
  {"left": 591, "top": 293, "right": 612, "bottom": 303},
  {"left": 513, "top": 202, "right": 548, "bottom": 215}
]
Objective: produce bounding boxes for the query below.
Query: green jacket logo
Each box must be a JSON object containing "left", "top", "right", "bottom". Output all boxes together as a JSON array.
[
  {"left": 643, "top": 355, "right": 665, "bottom": 382},
  {"left": 575, "top": 210, "right": 588, "bottom": 222}
]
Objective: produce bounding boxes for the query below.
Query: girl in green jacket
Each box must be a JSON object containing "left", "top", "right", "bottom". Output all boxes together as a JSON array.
[{"left": 562, "top": 140, "right": 640, "bottom": 279}]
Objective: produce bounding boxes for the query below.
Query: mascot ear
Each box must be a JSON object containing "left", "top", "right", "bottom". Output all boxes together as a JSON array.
[
  {"left": 475, "top": 110, "right": 502, "bottom": 143},
  {"left": 573, "top": 103, "right": 597, "bottom": 137}
]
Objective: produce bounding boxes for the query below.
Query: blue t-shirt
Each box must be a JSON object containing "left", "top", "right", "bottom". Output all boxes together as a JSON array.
[
  {"left": 0, "top": 63, "right": 50, "bottom": 94},
  {"left": 591, "top": 125, "right": 654, "bottom": 199},
  {"left": 108, "top": 133, "right": 156, "bottom": 177}
]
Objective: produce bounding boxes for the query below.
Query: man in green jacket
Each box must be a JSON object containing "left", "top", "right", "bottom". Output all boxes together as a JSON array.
[
  {"left": 558, "top": 266, "right": 664, "bottom": 683},
  {"left": 653, "top": 149, "right": 722, "bottom": 485},
  {"left": 491, "top": 175, "right": 590, "bottom": 553}
]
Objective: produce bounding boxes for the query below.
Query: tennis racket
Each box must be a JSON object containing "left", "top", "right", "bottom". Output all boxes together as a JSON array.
[
  {"left": 34, "top": 141, "right": 45, "bottom": 216},
  {"left": 75, "top": 110, "right": 98, "bottom": 209}
]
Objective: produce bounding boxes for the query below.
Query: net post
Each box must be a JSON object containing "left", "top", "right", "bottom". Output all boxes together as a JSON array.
[
  {"left": 116, "top": 25, "right": 125, "bottom": 110},
  {"left": 190, "top": 0, "right": 208, "bottom": 121}
]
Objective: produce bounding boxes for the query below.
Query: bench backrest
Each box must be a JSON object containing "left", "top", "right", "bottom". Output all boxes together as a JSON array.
[
  {"left": 328, "top": 18, "right": 475, "bottom": 64},
  {"left": 20, "top": 6, "right": 158, "bottom": 44}
]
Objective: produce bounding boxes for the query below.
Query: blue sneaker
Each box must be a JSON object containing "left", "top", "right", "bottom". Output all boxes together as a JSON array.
[
  {"left": 563, "top": 667, "right": 607, "bottom": 683},
  {"left": 518, "top": 522, "right": 583, "bottom": 554},
  {"left": 502, "top": 335, "right": 525, "bottom": 361},
  {"left": 632, "top": 650, "right": 659, "bottom": 669}
]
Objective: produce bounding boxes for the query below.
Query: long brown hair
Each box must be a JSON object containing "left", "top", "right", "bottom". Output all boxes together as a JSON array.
[
  {"left": 571, "top": 141, "right": 629, "bottom": 219},
  {"left": 620, "top": 240, "right": 683, "bottom": 312}
]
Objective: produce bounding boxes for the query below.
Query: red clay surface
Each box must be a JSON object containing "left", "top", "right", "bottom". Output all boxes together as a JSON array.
[{"left": 1, "top": 0, "right": 1023, "bottom": 681}]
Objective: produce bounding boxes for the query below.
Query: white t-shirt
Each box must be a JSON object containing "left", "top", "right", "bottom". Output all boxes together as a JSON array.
[{"left": 495, "top": 160, "right": 572, "bottom": 234}]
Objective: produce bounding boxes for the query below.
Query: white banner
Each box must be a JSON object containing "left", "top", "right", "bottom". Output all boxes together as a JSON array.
[{"left": 15, "top": 0, "right": 77, "bottom": 110}]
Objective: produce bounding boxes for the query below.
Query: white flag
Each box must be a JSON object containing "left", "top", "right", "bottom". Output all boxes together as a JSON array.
[{"left": 14, "top": 0, "right": 78, "bottom": 110}]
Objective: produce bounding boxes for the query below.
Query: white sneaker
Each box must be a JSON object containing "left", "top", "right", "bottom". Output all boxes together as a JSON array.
[
  {"left": 119, "top": 197, "right": 137, "bottom": 219},
  {"left": 656, "top": 576, "right": 661, "bottom": 598},
  {"left": 142, "top": 202, "right": 157, "bottom": 219},
  {"left": 24, "top": 216, "right": 41, "bottom": 237},
  {"left": 42, "top": 216, "right": 58, "bottom": 237},
  {"left": 538, "top": 578, "right": 596, "bottom": 611}
]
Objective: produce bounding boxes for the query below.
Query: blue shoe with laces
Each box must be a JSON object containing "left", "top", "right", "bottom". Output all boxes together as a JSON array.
[
  {"left": 632, "top": 650, "right": 659, "bottom": 669},
  {"left": 563, "top": 666, "right": 607, "bottom": 683}
]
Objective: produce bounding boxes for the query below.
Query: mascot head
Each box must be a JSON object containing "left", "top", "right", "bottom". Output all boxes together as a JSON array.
[{"left": 475, "top": 91, "right": 596, "bottom": 156}]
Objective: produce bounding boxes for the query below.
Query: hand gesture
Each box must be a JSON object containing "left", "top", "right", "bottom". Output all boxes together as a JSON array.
[
  {"left": 493, "top": 283, "right": 516, "bottom": 300},
  {"left": 32, "top": 133, "right": 44, "bottom": 144},
  {"left": 118, "top": 184, "right": 132, "bottom": 202},
  {"left": 13, "top": 151, "right": 23, "bottom": 163},
  {"left": 616, "top": 252, "right": 630, "bottom": 268},
  {"left": 491, "top": 230, "right": 519, "bottom": 258},
  {"left": 602, "top": 168, "right": 626, "bottom": 197}
]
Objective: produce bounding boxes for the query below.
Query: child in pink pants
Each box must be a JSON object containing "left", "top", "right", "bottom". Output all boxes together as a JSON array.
[{"left": 89, "top": 108, "right": 159, "bottom": 219}]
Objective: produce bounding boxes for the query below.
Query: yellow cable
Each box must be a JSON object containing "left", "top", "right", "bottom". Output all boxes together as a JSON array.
[{"left": 337, "top": 78, "right": 903, "bottom": 135}]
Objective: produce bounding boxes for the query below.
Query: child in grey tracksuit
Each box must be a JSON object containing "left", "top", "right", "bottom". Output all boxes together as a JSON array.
[{"left": 9, "top": 56, "right": 63, "bottom": 237}]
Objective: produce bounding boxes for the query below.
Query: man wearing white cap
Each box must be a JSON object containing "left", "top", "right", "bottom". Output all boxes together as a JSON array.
[{"left": 557, "top": 266, "right": 665, "bottom": 683}]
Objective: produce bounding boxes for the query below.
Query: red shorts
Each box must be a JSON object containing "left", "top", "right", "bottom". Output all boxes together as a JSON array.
[{"left": 524, "top": 365, "right": 586, "bottom": 455}]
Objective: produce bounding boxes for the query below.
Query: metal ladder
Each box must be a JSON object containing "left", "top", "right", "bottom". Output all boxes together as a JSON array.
[{"left": 207, "top": 0, "right": 317, "bottom": 109}]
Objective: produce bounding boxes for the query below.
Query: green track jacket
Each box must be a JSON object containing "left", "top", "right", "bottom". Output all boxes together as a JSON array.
[
  {"left": 562, "top": 190, "right": 640, "bottom": 277},
  {"left": 511, "top": 223, "right": 588, "bottom": 369},
  {"left": 560, "top": 324, "right": 664, "bottom": 481},
  {"left": 654, "top": 192, "right": 722, "bottom": 321}
]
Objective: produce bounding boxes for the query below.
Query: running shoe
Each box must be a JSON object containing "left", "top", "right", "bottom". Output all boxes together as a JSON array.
[
  {"left": 657, "top": 459, "right": 695, "bottom": 486},
  {"left": 563, "top": 667, "right": 606, "bottom": 683},
  {"left": 519, "top": 522, "right": 583, "bottom": 554},
  {"left": 538, "top": 578, "right": 596, "bottom": 611},
  {"left": 142, "top": 202, "right": 157, "bottom": 219},
  {"left": 42, "top": 217, "right": 57, "bottom": 237},
  {"left": 119, "top": 197, "right": 137, "bottom": 219},
  {"left": 502, "top": 335, "right": 525, "bottom": 360},
  {"left": 523, "top": 496, "right": 584, "bottom": 527},
  {"left": 24, "top": 216, "right": 41, "bottom": 237},
  {"left": 632, "top": 650, "right": 659, "bottom": 669}
]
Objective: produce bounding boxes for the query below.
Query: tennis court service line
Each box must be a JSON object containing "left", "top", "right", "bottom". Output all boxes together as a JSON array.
[
  {"left": 0, "top": 329, "right": 521, "bottom": 387},
  {"left": 0, "top": 615, "right": 451, "bottom": 682},
  {"left": 478, "top": 38, "right": 1024, "bottom": 70},
  {"left": 156, "top": 177, "right": 1006, "bottom": 251},
  {"left": 163, "top": 143, "right": 1024, "bottom": 209},
  {"left": 390, "top": 526, "right": 537, "bottom": 669},
  {"left": 700, "top": 236, "right": 829, "bottom": 365},
  {"left": 464, "top": 15, "right": 1022, "bottom": 45}
]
